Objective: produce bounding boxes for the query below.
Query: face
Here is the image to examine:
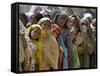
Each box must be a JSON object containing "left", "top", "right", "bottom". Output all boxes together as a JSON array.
[
  {"left": 41, "top": 21, "right": 51, "bottom": 30},
  {"left": 56, "top": 15, "right": 67, "bottom": 28},
  {"left": 68, "top": 17, "right": 76, "bottom": 28},
  {"left": 51, "top": 29, "right": 60, "bottom": 38},
  {"left": 30, "top": 27, "right": 41, "bottom": 40}
]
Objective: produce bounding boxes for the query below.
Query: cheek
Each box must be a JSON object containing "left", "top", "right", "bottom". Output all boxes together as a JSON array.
[
  {"left": 36, "top": 34, "right": 39, "bottom": 38},
  {"left": 54, "top": 32, "right": 58, "bottom": 37},
  {"left": 31, "top": 32, "right": 35, "bottom": 38},
  {"left": 68, "top": 22, "right": 72, "bottom": 26},
  {"left": 67, "top": 23, "right": 72, "bottom": 29},
  {"left": 53, "top": 33, "right": 57, "bottom": 38}
]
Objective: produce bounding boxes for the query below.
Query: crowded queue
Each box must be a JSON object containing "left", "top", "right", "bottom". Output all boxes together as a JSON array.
[{"left": 19, "top": 6, "right": 96, "bottom": 72}]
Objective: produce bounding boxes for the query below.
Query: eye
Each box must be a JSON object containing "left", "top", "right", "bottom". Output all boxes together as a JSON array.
[{"left": 33, "top": 30, "right": 37, "bottom": 33}]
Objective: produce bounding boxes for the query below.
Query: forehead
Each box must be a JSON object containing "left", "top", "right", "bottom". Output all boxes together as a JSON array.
[
  {"left": 58, "top": 14, "right": 67, "bottom": 18},
  {"left": 42, "top": 20, "right": 51, "bottom": 24},
  {"left": 70, "top": 17, "right": 76, "bottom": 21},
  {"left": 32, "top": 27, "right": 41, "bottom": 32}
]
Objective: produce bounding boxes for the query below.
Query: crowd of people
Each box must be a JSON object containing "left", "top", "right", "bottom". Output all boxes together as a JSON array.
[{"left": 19, "top": 5, "right": 96, "bottom": 72}]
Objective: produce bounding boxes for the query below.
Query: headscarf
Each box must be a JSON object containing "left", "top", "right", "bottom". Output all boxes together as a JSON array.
[
  {"left": 38, "top": 17, "right": 52, "bottom": 39},
  {"left": 38, "top": 17, "right": 52, "bottom": 25}
]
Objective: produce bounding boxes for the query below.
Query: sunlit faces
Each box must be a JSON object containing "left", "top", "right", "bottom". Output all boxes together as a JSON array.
[
  {"left": 30, "top": 27, "right": 41, "bottom": 40},
  {"left": 41, "top": 21, "right": 51, "bottom": 30},
  {"left": 56, "top": 15, "right": 67, "bottom": 28}
]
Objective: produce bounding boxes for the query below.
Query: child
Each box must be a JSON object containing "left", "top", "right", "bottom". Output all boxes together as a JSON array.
[
  {"left": 28, "top": 24, "right": 43, "bottom": 71},
  {"left": 38, "top": 17, "right": 59, "bottom": 70}
]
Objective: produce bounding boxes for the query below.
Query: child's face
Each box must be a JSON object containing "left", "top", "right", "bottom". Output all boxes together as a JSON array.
[
  {"left": 56, "top": 15, "right": 67, "bottom": 28},
  {"left": 41, "top": 21, "right": 51, "bottom": 30},
  {"left": 31, "top": 27, "right": 41, "bottom": 40}
]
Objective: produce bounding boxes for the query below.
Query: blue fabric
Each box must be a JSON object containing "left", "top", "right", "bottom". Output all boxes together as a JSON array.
[
  {"left": 58, "top": 36, "right": 68, "bottom": 69},
  {"left": 61, "top": 29, "right": 74, "bottom": 68}
]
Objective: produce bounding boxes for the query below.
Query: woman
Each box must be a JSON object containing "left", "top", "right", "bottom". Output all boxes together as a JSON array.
[
  {"left": 38, "top": 17, "right": 59, "bottom": 70},
  {"left": 80, "top": 18, "right": 95, "bottom": 68},
  {"left": 68, "top": 15, "right": 82, "bottom": 68},
  {"left": 53, "top": 10, "right": 69, "bottom": 69},
  {"left": 28, "top": 24, "right": 43, "bottom": 71},
  {"left": 70, "top": 27, "right": 80, "bottom": 68}
]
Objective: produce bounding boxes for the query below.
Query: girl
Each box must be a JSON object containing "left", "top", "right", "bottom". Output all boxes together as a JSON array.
[
  {"left": 28, "top": 24, "right": 43, "bottom": 71},
  {"left": 38, "top": 17, "right": 59, "bottom": 70}
]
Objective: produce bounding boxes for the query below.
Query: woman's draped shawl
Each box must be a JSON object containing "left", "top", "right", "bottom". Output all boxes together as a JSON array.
[
  {"left": 62, "top": 29, "right": 74, "bottom": 68},
  {"left": 41, "top": 34, "right": 59, "bottom": 69},
  {"left": 72, "top": 45, "right": 80, "bottom": 68},
  {"left": 58, "top": 35, "right": 68, "bottom": 69}
]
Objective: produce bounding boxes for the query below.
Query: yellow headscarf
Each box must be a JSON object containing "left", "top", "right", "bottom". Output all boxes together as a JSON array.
[{"left": 28, "top": 24, "right": 43, "bottom": 70}]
